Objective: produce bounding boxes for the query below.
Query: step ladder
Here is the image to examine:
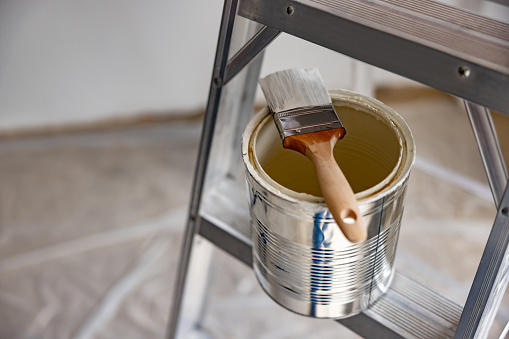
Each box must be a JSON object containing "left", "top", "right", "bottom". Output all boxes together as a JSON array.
[{"left": 167, "top": 0, "right": 509, "bottom": 337}]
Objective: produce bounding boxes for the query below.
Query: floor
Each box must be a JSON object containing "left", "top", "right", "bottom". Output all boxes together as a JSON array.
[{"left": 0, "top": 87, "right": 507, "bottom": 339}]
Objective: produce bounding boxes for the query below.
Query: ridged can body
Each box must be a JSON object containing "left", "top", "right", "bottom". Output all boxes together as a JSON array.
[{"left": 241, "top": 90, "right": 415, "bottom": 319}]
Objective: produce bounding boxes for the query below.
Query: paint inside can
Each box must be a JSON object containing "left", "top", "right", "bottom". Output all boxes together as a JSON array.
[{"left": 257, "top": 105, "right": 402, "bottom": 198}]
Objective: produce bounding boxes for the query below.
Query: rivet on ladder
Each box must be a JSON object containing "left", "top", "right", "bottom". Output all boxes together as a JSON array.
[
  {"left": 502, "top": 207, "right": 509, "bottom": 217},
  {"left": 458, "top": 65, "right": 471, "bottom": 78}
]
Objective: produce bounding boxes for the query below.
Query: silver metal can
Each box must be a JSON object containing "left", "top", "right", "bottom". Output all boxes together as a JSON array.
[{"left": 241, "top": 89, "right": 416, "bottom": 319}]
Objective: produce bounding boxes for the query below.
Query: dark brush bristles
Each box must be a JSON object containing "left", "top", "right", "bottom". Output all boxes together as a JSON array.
[{"left": 259, "top": 68, "right": 332, "bottom": 113}]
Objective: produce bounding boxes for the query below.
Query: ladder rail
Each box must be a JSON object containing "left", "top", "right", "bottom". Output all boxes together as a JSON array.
[
  {"left": 455, "top": 103, "right": 509, "bottom": 338},
  {"left": 166, "top": 0, "right": 240, "bottom": 337},
  {"left": 454, "top": 183, "right": 509, "bottom": 338},
  {"left": 465, "top": 102, "right": 509, "bottom": 207}
]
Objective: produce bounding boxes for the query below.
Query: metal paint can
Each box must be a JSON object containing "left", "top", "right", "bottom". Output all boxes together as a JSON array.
[{"left": 241, "top": 89, "right": 415, "bottom": 319}]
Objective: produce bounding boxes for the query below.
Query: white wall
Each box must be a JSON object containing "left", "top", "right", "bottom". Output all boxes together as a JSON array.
[
  {"left": 0, "top": 0, "right": 224, "bottom": 130},
  {"left": 0, "top": 0, "right": 507, "bottom": 131}
]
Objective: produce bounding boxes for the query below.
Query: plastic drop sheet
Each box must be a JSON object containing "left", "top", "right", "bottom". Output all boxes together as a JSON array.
[{"left": 0, "top": 122, "right": 199, "bottom": 339}]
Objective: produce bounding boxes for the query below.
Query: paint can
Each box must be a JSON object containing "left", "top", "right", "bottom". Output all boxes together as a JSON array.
[{"left": 241, "top": 89, "right": 415, "bottom": 318}]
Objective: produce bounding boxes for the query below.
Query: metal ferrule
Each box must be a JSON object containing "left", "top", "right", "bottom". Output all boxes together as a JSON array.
[{"left": 273, "top": 104, "right": 344, "bottom": 141}]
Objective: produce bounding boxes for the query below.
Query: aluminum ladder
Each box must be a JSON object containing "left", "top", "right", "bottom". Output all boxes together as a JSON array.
[{"left": 167, "top": 0, "right": 509, "bottom": 337}]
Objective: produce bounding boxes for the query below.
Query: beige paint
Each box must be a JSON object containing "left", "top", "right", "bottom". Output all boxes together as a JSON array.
[{"left": 257, "top": 105, "right": 401, "bottom": 197}]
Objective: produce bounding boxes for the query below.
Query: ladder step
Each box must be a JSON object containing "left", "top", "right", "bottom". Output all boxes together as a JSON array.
[
  {"left": 199, "top": 178, "right": 252, "bottom": 265},
  {"left": 199, "top": 177, "right": 462, "bottom": 338},
  {"left": 361, "top": 272, "right": 461, "bottom": 339},
  {"left": 238, "top": 0, "right": 509, "bottom": 115}
]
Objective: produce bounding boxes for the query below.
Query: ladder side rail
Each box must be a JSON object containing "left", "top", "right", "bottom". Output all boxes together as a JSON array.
[
  {"left": 465, "top": 102, "right": 509, "bottom": 207},
  {"left": 166, "top": 1, "right": 240, "bottom": 337},
  {"left": 454, "top": 183, "right": 509, "bottom": 338},
  {"left": 206, "top": 20, "right": 279, "bottom": 184},
  {"left": 455, "top": 102, "right": 509, "bottom": 338}
]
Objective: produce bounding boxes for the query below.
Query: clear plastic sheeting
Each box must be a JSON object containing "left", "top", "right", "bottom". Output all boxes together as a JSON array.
[{"left": 0, "top": 121, "right": 200, "bottom": 339}]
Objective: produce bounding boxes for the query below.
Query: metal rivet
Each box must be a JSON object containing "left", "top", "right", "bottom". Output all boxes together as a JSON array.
[
  {"left": 458, "top": 66, "right": 471, "bottom": 78},
  {"left": 286, "top": 5, "right": 294, "bottom": 15},
  {"left": 502, "top": 207, "right": 509, "bottom": 216},
  {"left": 213, "top": 77, "right": 222, "bottom": 87}
]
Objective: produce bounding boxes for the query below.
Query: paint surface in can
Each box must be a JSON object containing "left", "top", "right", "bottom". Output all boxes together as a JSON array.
[{"left": 258, "top": 105, "right": 401, "bottom": 197}]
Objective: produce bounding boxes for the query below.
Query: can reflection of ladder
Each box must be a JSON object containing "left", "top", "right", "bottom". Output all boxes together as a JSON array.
[{"left": 166, "top": 0, "right": 509, "bottom": 338}]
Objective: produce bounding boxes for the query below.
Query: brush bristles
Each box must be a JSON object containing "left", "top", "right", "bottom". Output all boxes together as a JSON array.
[{"left": 259, "top": 68, "right": 332, "bottom": 113}]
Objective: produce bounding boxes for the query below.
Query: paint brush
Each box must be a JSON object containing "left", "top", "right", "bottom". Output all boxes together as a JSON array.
[{"left": 259, "top": 68, "right": 366, "bottom": 243}]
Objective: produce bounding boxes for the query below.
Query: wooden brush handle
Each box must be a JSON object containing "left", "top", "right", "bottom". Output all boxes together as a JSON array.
[
  {"left": 285, "top": 131, "right": 367, "bottom": 243},
  {"left": 313, "top": 154, "right": 367, "bottom": 243}
]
